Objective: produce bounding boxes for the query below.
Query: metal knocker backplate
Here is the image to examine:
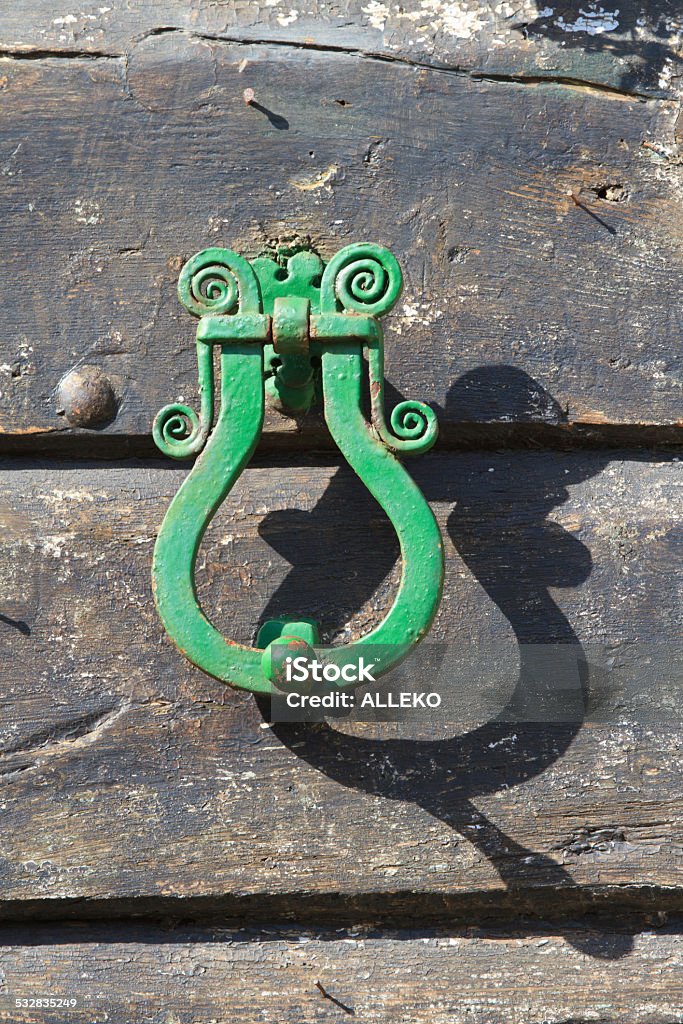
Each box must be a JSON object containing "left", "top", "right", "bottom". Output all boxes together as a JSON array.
[{"left": 152, "top": 243, "right": 444, "bottom": 693}]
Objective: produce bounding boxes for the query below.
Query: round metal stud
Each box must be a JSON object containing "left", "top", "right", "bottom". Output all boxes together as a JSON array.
[{"left": 56, "top": 366, "right": 117, "bottom": 428}]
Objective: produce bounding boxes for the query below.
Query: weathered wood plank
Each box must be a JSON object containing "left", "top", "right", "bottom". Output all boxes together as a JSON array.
[
  {"left": 1, "top": 0, "right": 679, "bottom": 98},
  {"left": 1, "top": 924, "right": 683, "bottom": 1023},
  {"left": 0, "top": 39, "right": 682, "bottom": 447},
  {"left": 0, "top": 453, "right": 680, "bottom": 912}
]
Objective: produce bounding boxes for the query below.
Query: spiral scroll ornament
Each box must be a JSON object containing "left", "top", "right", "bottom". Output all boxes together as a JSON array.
[
  {"left": 388, "top": 399, "right": 438, "bottom": 450},
  {"left": 152, "top": 242, "right": 444, "bottom": 691},
  {"left": 177, "top": 247, "right": 261, "bottom": 318},
  {"left": 185, "top": 264, "right": 238, "bottom": 315},
  {"left": 320, "top": 243, "right": 403, "bottom": 316},
  {"left": 152, "top": 337, "right": 215, "bottom": 459},
  {"left": 153, "top": 401, "right": 206, "bottom": 459}
]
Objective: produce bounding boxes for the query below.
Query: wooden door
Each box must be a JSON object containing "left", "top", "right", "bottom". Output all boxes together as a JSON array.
[{"left": 1, "top": 3, "right": 682, "bottom": 1020}]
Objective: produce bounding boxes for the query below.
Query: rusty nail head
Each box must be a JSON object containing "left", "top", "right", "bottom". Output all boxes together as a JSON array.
[{"left": 56, "top": 365, "right": 117, "bottom": 427}]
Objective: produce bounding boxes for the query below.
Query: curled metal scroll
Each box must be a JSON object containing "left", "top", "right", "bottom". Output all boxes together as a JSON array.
[{"left": 152, "top": 244, "right": 444, "bottom": 693}]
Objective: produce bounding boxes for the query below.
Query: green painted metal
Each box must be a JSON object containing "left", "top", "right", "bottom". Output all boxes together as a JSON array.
[{"left": 152, "top": 244, "right": 445, "bottom": 693}]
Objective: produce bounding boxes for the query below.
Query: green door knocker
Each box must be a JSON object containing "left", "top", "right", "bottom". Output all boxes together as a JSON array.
[{"left": 152, "top": 243, "right": 444, "bottom": 693}]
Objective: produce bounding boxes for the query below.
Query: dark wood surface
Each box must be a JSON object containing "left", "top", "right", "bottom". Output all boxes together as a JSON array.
[
  {"left": 1, "top": 923, "right": 682, "bottom": 1024},
  {"left": 2, "top": 4, "right": 682, "bottom": 1016},
  {"left": 1, "top": 0, "right": 679, "bottom": 98},
  {"left": 1, "top": 26, "right": 683, "bottom": 448},
  {"left": 0, "top": 454, "right": 680, "bottom": 917}
]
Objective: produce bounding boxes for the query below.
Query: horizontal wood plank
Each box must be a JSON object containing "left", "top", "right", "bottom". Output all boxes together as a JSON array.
[
  {"left": 0, "top": 453, "right": 680, "bottom": 913},
  {"left": 1, "top": 0, "right": 679, "bottom": 98},
  {"left": 1, "top": 924, "right": 683, "bottom": 1023},
  {"left": 0, "top": 37, "right": 682, "bottom": 448}
]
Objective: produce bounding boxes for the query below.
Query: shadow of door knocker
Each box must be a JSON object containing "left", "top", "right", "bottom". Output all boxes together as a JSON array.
[{"left": 152, "top": 244, "right": 445, "bottom": 692}]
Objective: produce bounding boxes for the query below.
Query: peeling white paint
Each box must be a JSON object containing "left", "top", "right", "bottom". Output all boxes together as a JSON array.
[
  {"left": 555, "top": 5, "right": 620, "bottom": 35},
  {"left": 276, "top": 9, "right": 299, "bottom": 26},
  {"left": 417, "top": 0, "right": 488, "bottom": 38},
  {"left": 659, "top": 57, "right": 674, "bottom": 91},
  {"left": 488, "top": 734, "right": 518, "bottom": 748},
  {"left": 395, "top": 300, "right": 444, "bottom": 332},
  {"left": 362, "top": 1, "right": 389, "bottom": 31},
  {"left": 74, "top": 198, "right": 101, "bottom": 226},
  {"left": 46, "top": 489, "right": 97, "bottom": 504},
  {"left": 40, "top": 535, "right": 71, "bottom": 559}
]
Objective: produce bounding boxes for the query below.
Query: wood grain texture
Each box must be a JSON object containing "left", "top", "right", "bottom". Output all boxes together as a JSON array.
[
  {"left": 0, "top": 453, "right": 680, "bottom": 915},
  {"left": 1, "top": 0, "right": 680, "bottom": 98},
  {"left": 0, "top": 34, "right": 682, "bottom": 447},
  {"left": 2, "top": 5, "right": 682, "bottom": 1008},
  {"left": 1, "top": 923, "right": 683, "bottom": 1023}
]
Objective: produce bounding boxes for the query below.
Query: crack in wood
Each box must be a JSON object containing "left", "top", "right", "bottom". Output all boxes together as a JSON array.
[
  {"left": 0, "top": 29, "right": 659, "bottom": 102},
  {"left": 0, "top": 48, "right": 121, "bottom": 61},
  {"left": 0, "top": 704, "right": 128, "bottom": 764}
]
